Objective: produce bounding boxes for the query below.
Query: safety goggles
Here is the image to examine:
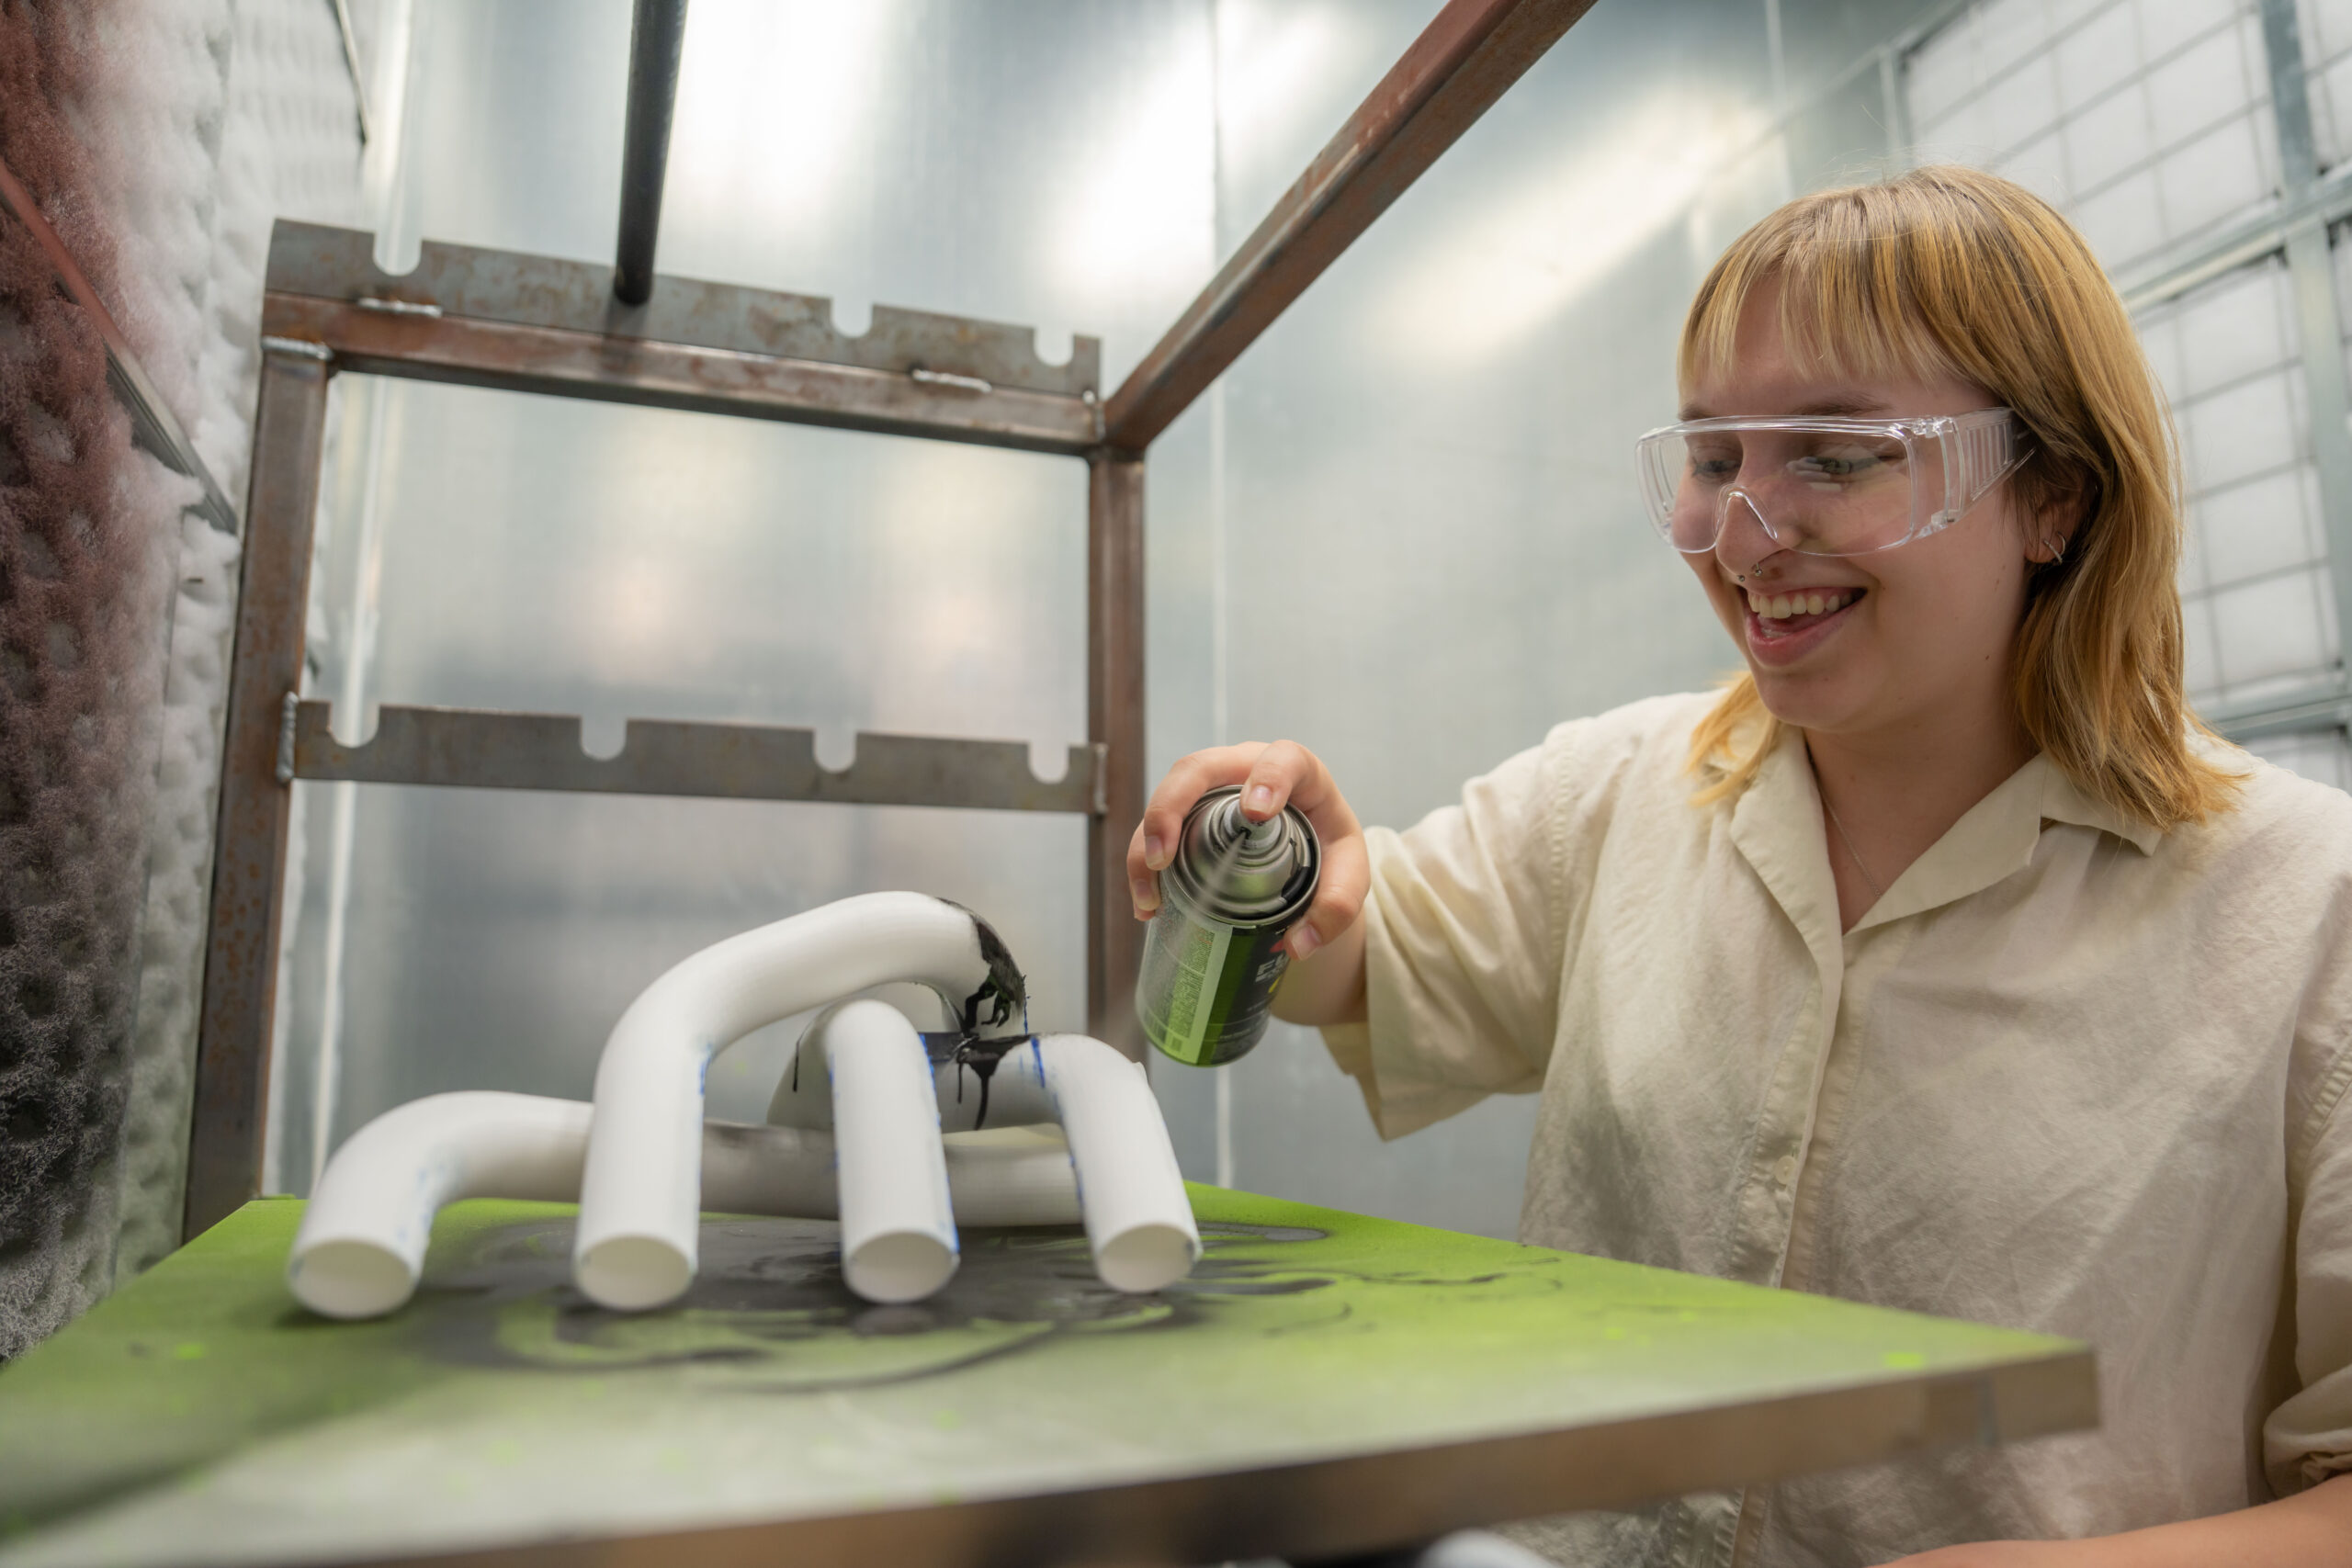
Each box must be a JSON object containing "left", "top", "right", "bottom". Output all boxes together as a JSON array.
[{"left": 1633, "top": 408, "right": 2028, "bottom": 557}]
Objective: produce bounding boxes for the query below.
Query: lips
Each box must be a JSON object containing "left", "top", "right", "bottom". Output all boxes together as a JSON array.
[{"left": 1739, "top": 584, "right": 1865, "bottom": 661}]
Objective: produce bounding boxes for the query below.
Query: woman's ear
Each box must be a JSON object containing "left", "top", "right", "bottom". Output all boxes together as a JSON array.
[{"left": 2024, "top": 485, "right": 2090, "bottom": 566}]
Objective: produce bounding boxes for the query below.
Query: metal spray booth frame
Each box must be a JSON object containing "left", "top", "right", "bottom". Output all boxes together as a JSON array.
[{"left": 184, "top": 0, "right": 1604, "bottom": 1239}]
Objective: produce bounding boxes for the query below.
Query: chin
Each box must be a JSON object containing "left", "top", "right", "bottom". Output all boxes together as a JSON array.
[{"left": 1746, "top": 667, "right": 1871, "bottom": 734}]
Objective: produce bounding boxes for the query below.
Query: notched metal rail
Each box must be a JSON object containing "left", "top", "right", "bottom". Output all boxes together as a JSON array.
[
  {"left": 287, "top": 700, "right": 1106, "bottom": 816},
  {"left": 261, "top": 294, "right": 1100, "bottom": 456},
  {"left": 261, "top": 222, "right": 1104, "bottom": 455}
]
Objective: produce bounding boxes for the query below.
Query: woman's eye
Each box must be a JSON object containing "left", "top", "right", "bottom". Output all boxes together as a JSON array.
[
  {"left": 1792, "top": 446, "right": 1892, "bottom": 482},
  {"left": 1688, "top": 450, "right": 1741, "bottom": 480}
]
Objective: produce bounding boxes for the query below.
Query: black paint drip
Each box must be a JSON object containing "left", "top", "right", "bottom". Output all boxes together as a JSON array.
[
  {"left": 924, "top": 1030, "right": 1029, "bottom": 1130},
  {"left": 939, "top": 899, "right": 1026, "bottom": 1033},
  {"left": 781, "top": 901, "right": 1030, "bottom": 1121}
]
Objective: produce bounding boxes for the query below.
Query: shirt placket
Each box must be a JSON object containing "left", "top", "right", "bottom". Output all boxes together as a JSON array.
[
  {"left": 1710, "top": 739, "right": 1852, "bottom": 1568},
  {"left": 1725, "top": 921, "right": 1914, "bottom": 1567}
]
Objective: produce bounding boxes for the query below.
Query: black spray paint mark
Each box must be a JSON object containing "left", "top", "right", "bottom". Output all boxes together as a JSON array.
[{"left": 409, "top": 1215, "right": 1351, "bottom": 1392}]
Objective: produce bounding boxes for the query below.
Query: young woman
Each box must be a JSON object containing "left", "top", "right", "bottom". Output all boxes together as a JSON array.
[{"left": 1130, "top": 167, "right": 2352, "bottom": 1565}]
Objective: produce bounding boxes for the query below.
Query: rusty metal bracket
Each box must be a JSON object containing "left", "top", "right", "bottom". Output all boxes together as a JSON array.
[
  {"left": 289, "top": 701, "right": 1103, "bottom": 816},
  {"left": 260, "top": 222, "right": 1101, "bottom": 455},
  {"left": 266, "top": 223, "right": 1099, "bottom": 396},
  {"left": 1103, "top": 0, "right": 1597, "bottom": 452}
]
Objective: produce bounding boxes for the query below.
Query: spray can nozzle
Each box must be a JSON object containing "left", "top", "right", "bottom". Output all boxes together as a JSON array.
[{"left": 1238, "top": 812, "right": 1284, "bottom": 853}]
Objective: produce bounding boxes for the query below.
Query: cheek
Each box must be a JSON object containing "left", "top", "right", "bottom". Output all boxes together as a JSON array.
[
  {"left": 1684, "top": 555, "right": 1742, "bottom": 629},
  {"left": 1871, "top": 529, "right": 2029, "bottom": 663}
]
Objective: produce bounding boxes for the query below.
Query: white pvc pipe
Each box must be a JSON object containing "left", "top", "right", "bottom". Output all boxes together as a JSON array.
[
  {"left": 1031, "top": 1034, "right": 1200, "bottom": 1293},
  {"left": 574, "top": 892, "right": 1022, "bottom": 1311},
  {"left": 288, "top": 1090, "right": 1080, "bottom": 1319},
  {"left": 772, "top": 1031, "right": 1199, "bottom": 1294},
  {"left": 806, "top": 999, "right": 958, "bottom": 1303},
  {"left": 289, "top": 1091, "right": 590, "bottom": 1320}
]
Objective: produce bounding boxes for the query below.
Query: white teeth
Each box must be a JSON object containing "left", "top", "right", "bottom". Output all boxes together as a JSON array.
[{"left": 1748, "top": 589, "right": 1857, "bottom": 621}]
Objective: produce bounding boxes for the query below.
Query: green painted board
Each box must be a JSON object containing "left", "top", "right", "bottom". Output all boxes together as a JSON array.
[{"left": 0, "top": 1190, "right": 2092, "bottom": 1567}]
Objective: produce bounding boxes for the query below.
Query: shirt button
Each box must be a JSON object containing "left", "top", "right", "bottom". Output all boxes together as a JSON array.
[{"left": 1773, "top": 1156, "right": 1799, "bottom": 1188}]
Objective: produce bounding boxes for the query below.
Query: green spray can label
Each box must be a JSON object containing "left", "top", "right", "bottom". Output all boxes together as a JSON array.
[{"left": 1136, "top": 785, "right": 1320, "bottom": 1067}]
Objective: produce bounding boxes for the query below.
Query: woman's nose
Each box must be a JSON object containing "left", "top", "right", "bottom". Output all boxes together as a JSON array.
[{"left": 1710, "top": 489, "right": 1783, "bottom": 581}]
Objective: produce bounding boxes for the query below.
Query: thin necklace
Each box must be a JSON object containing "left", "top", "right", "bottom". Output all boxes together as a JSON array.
[{"left": 1823, "top": 795, "right": 1885, "bottom": 902}]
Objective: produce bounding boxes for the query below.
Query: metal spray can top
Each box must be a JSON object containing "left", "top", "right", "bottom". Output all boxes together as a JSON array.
[
  {"left": 1161, "top": 786, "right": 1320, "bottom": 923},
  {"left": 1136, "top": 785, "right": 1320, "bottom": 1068}
]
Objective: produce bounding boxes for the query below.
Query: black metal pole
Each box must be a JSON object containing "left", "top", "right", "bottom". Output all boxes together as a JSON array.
[{"left": 614, "top": 0, "right": 687, "bottom": 306}]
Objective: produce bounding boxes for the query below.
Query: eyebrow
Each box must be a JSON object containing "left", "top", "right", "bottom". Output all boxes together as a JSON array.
[{"left": 1678, "top": 395, "right": 1896, "bottom": 420}]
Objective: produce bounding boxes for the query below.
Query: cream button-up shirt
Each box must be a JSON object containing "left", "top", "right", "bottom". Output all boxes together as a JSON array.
[{"left": 1320, "top": 692, "right": 2352, "bottom": 1566}]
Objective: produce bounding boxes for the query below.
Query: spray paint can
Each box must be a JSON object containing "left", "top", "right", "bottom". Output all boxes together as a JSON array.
[{"left": 1136, "top": 785, "right": 1321, "bottom": 1067}]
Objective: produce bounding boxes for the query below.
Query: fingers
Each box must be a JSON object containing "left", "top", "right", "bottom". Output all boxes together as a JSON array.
[
  {"left": 1129, "top": 743, "right": 1269, "bottom": 917},
  {"left": 1286, "top": 819, "right": 1368, "bottom": 960},
  {"left": 1238, "top": 739, "right": 1320, "bottom": 823},
  {"left": 1126, "top": 739, "right": 1366, "bottom": 945}
]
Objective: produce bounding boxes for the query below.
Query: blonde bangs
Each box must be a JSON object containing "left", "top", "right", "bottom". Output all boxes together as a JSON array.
[
  {"left": 1677, "top": 165, "right": 2238, "bottom": 829},
  {"left": 1680, "top": 201, "right": 1965, "bottom": 396}
]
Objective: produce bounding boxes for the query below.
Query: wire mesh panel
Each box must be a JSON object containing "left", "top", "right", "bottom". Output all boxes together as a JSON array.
[
  {"left": 1907, "top": 0, "right": 2279, "bottom": 273},
  {"left": 2137, "top": 259, "right": 2340, "bottom": 708},
  {"left": 1907, "top": 0, "right": 2352, "bottom": 786}
]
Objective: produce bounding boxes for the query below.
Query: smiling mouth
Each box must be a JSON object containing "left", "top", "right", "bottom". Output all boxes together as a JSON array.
[{"left": 1746, "top": 586, "right": 1863, "bottom": 638}]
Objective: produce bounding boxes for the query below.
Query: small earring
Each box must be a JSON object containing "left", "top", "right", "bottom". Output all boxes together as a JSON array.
[{"left": 2041, "top": 536, "right": 2066, "bottom": 565}]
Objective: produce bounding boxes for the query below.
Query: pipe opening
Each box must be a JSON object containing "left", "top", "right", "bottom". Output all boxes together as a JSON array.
[
  {"left": 578, "top": 1235, "right": 694, "bottom": 1311},
  {"left": 289, "top": 1240, "right": 414, "bottom": 1319},
  {"left": 843, "top": 1232, "right": 957, "bottom": 1304},
  {"left": 1093, "top": 1224, "right": 1198, "bottom": 1294}
]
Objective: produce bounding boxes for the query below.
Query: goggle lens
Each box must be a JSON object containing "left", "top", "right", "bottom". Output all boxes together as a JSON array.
[{"left": 1633, "top": 410, "right": 2019, "bottom": 558}]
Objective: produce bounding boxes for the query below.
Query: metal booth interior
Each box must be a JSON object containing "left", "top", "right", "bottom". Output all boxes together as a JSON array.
[
  {"left": 164, "top": 0, "right": 2352, "bottom": 1249},
  {"left": 14, "top": 0, "right": 2338, "bottom": 1555},
  {"left": 184, "top": 0, "right": 1603, "bottom": 1240}
]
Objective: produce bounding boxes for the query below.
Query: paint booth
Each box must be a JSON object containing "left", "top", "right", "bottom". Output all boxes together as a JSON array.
[{"left": 3, "top": 0, "right": 2349, "bottom": 1561}]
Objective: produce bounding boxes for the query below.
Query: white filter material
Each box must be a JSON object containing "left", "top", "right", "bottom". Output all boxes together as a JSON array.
[
  {"left": 0, "top": 0, "right": 238, "bottom": 1351},
  {"left": 96, "top": 0, "right": 365, "bottom": 1280},
  {"left": 112, "top": 514, "right": 242, "bottom": 1276}
]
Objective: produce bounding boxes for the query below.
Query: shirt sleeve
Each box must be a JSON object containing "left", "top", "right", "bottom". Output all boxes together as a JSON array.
[
  {"left": 1318, "top": 734, "right": 1569, "bottom": 1139},
  {"left": 2267, "top": 1051, "right": 2352, "bottom": 1495}
]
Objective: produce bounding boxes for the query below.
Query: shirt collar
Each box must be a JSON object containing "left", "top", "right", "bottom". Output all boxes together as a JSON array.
[
  {"left": 1728, "top": 723, "right": 2165, "bottom": 943},
  {"left": 1728, "top": 723, "right": 1844, "bottom": 968},
  {"left": 1849, "top": 752, "right": 2162, "bottom": 933},
  {"left": 2034, "top": 759, "right": 2165, "bottom": 856}
]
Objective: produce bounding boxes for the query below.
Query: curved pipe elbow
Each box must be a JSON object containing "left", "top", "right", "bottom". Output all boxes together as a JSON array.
[
  {"left": 288, "top": 1092, "right": 596, "bottom": 1320},
  {"left": 574, "top": 892, "right": 1023, "bottom": 1312}
]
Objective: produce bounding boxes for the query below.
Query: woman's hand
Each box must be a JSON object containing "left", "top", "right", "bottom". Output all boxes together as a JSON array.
[{"left": 1127, "top": 740, "right": 1371, "bottom": 1026}]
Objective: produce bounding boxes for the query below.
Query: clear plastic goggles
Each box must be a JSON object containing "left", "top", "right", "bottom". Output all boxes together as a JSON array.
[{"left": 1633, "top": 408, "right": 2027, "bottom": 557}]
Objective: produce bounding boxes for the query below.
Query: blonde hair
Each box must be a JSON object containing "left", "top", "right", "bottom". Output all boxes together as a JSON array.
[{"left": 1679, "top": 164, "right": 2237, "bottom": 829}]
